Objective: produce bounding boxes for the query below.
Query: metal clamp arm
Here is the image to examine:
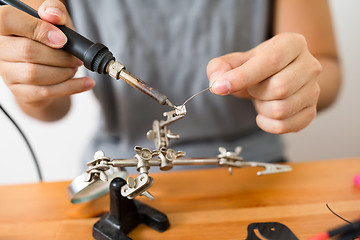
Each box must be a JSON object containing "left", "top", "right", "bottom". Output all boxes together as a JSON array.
[{"left": 84, "top": 147, "right": 292, "bottom": 201}]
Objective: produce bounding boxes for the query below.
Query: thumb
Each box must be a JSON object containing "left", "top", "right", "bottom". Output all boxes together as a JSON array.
[
  {"left": 207, "top": 52, "right": 251, "bottom": 95},
  {"left": 207, "top": 57, "right": 232, "bottom": 87}
]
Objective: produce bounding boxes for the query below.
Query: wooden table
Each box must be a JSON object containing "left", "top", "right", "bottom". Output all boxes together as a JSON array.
[{"left": 0, "top": 158, "right": 360, "bottom": 239}]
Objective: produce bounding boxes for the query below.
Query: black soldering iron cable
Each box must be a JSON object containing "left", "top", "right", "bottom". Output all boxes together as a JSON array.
[{"left": 0, "top": 103, "right": 43, "bottom": 181}]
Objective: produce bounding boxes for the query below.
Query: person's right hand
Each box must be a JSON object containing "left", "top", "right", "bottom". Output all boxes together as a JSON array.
[{"left": 0, "top": 0, "right": 94, "bottom": 115}]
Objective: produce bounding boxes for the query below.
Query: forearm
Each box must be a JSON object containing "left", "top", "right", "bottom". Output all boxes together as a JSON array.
[
  {"left": 16, "top": 96, "right": 71, "bottom": 122},
  {"left": 315, "top": 55, "right": 341, "bottom": 111},
  {"left": 274, "top": 0, "right": 341, "bottom": 112}
]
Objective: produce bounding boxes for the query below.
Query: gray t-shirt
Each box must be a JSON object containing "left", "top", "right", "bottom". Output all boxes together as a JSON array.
[{"left": 66, "top": 0, "right": 283, "bottom": 168}]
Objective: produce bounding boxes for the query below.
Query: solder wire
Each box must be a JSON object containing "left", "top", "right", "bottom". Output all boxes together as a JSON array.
[{"left": 179, "top": 85, "right": 213, "bottom": 109}]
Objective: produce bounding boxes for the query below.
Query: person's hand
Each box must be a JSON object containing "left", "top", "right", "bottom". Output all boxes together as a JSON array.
[
  {"left": 207, "top": 33, "right": 322, "bottom": 134},
  {"left": 0, "top": 0, "right": 94, "bottom": 110}
]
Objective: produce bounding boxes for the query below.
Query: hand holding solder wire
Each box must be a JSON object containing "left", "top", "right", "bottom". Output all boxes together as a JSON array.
[{"left": 206, "top": 33, "right": 323, "bottom": 135}]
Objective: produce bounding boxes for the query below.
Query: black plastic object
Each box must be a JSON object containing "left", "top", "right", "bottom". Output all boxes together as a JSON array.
[
  {"left": 93, "top": 177, "right": 170, "bottom": 240},
  {"left": 0, "top": 0, "right": 114, "bottom": 74},
  {"left": 246, "top": 222, "right": 298, "bottom": 240}
]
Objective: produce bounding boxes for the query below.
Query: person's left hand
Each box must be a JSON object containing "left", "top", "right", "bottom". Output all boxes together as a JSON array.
[{"left": 207, "top": 32, "right": 322, "bottom": 134}]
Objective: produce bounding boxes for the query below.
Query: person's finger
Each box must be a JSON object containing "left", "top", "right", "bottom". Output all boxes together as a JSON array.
[
  {"left": 38, "top": 0, "right": 69, "bottom": 25},
  {"left": 0, "top": 36, "right": 81, "bottom": 67},
  {"left": 9, "top": 77, "right": 95, "bottom": 103},
  {"left": 247, "top": 51, "right": 322, "bottom": 101},
  {"left": 256, "top": 105, "right": 317, "bottom": 134},
  {"left": 207, "top": 52, "right": 252, "bottom": 94},
  {"left": 207, "top": 52, "right": 251, "bottom": 79},
  {"left": 253, "top": 79, "right": 320, "bottom": 120},
  {"left": 0, "top": 5, "right": 67, "bottom": 48},
  {"left": 230, "top": 88, "right": 252, "bottom": 99},
  {"left": 0, "top": 61, "right": 78, "bottom": 85}
]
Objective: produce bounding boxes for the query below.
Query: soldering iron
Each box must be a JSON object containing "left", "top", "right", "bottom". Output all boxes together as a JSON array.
[{"left": 0, "top": 0, "right": 175, "bottom": 108}]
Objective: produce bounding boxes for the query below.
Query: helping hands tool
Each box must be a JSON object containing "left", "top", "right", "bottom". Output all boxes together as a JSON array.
[
  {"left": 0, "top": 0, "right": 175, "bottom": 108},
  {"left": 82, "top": 108, "right": 292, "bottom": 201}
]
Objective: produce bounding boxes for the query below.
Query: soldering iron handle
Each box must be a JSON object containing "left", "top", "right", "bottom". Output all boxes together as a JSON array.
[{"left": 0, "top": 0, "right": 115, "bottom": 74}]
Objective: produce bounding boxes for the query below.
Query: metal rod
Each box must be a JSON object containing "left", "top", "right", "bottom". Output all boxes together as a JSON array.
[{"left": 111, "top": 158, "right": 221, "bottom": 168}]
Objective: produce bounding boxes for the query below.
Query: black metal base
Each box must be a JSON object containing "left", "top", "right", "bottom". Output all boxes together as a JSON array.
[{"left": 93, "top": 177, "right": 170, "bottom": 240}]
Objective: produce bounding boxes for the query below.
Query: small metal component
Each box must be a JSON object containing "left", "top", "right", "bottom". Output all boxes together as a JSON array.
[
  {"left": 146, "top": 120, "right": 164, "bottom": 149},
  {"left": 134, "top": 146, "right": 159, "bottom": 174},
  {"left": 85, "top": 150, "right": 112, "bottom": 182},
  {"left": 161, "top": 109, "right": 186, "bottom": 127},
  {"left": 174, "top": 105, "right": 186, "bottom": 116},
  {"left": 147, "top": 109, "right": 186, "bottom": 149},
  {"left": 245, "top": 162, "right": 292, "bottom": 176},
  {"left": 158, "top": 147, "right": 185, "bottom": 171},
  {"left": 121, "top": 173, "right": 154, "bottom": 200},
  {"left": 127, "top": 176, "right": 136, "bottom": 188},
  {"left": 218, "top": 146, "right": 243, "bottom": 175},
  {"left": 217, "top": 147, "right": 292, "bottom": 175},
  {"left": 141, "top": 191, "right": 154, "bottom": 200},
  {"left": 107, "top": 60, "right": 125, "bottom": 79}
]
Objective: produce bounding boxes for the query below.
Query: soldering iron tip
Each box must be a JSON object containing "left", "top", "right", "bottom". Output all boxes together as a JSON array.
[{"left": 165, "top": 99, "right": 176, "bottom": 109}]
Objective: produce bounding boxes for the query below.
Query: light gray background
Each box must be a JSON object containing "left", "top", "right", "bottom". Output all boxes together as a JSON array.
[{"left": 0, "top": 0, "right": 359, "bottom": 184}]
